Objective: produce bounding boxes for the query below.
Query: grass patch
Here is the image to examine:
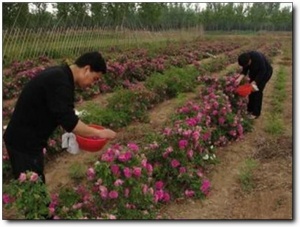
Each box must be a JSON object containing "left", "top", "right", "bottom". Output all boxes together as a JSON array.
[
  {"left": 265, "top": 114, "right": 285, "bottom": 135},
  {"left": 238, "top": 158, "right": 258, "bottom": 192},
  {"left": 265, "top": 66, "right": 287, "bottom": 135},
  {"left": 69, "top": 162, "right": 86, "bottom": 182}
]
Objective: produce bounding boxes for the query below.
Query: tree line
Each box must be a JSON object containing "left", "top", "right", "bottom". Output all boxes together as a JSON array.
[{"left": 3, "top": 2, "right": 292, "bottom": 31}]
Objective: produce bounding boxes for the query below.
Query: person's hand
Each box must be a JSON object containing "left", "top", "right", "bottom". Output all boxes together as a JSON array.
[
  {"left": 99, "top": 129, "right": 117, "bottom": 139},
  {"left": 235, "top": 74, "right": 244, "bottom": 85},
  {"left": 251, "top": 81, "right": 259, "bottom": 92}
]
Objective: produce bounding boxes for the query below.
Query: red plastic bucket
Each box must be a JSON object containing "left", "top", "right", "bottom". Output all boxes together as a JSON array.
[
  {"left": 76, "top": 125, "right": 108, "bottom": 152},
  {"left": 236, "top": 84, "right": 252, "bottom": 97}
]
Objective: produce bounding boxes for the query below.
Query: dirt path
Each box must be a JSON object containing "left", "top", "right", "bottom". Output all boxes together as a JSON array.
[{"left": 159, "top": 51, "right": 293, "bottom": 219}]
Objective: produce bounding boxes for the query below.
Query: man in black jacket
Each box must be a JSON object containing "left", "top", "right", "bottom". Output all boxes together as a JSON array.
[
  {"left": 235, "top": 51, "right": 273, "bottom": 119},
  {"left": 3, "top": 52, "right": 116, "bottom": 183}
]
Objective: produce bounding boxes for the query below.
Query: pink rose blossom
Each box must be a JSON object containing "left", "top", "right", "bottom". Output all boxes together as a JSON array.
[
  {"left": 187, "top": 150, "right": 194, "bottom": 159},
  {"left": 142, "top": 184, "right": 148, "bottom": 194},
  {"left": 201, "top": 179, "right": 211, "bottom": 196},
  {"left": 123, "top": 167, "right": 132, "bottom": 178},
  {"left": 179, "top": 139, "right": 188, "bottom": 149},
  {"left": 155, "top": 181, "right": 164, "bottom": 190},
  {"left": 163, "top": 127, "right": 172, "bottom": 136},
  {"left": 146, "top": 163, "right": 153, "bottom": 175},
  {"left": 127, "top": 143, "right": 139, "bottom": 152},
  {"left": 110, "top": 164, "right": 120, "bottom": 176},
  {"left": 179, "top": 167, "right": 186, "bottom": 174},
  {"left": 171, "top": 159, "right": 180, "bottom": 168},
  {"left": 30, "top": 172, "right": 39, "bottom": 182},
  {"left": 108, "top": 190, "right": 119, "bottom": 199},
  {"left": 185, "top": 189, "right": 195, "bottom": 197},
  {"left": 114, "top": 179, "right": 124, "bottom": 186},
  {"left": 99, "top": 186, "right": 108, "bottom": 199},
  {"left": 141, "top": 159, "right": 147, "bottom": 168},
  {"left": 133, "top": 167, "right": 142, "bottom": 178},
  {"left": 163, "top": 192, "right": 170, "bottom": 202},
  {"left": 3, "top": 194, "right": 11, "bottom": 204},
  {"left": 109, "top": 214, "right": 116, "bottom": 219},
  {"left": 18, "top": 173, "right": 27, "bottom": 182},
  {"left": 87, "top": 167, "right": 95, "bottom": 181},
  {"left": 124, "top": 188, "right": 130, "bottom": 198},
  {"left": 72, "top": 203, "right": 83, "bottom": 209}
]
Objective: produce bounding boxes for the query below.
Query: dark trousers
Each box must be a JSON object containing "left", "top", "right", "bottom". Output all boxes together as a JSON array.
[
  {"left": 248, "top": 69, "right": 273, "bottom": 117},
  {"left": 5, "top": 144, "right": 46, "bottom": 183}
]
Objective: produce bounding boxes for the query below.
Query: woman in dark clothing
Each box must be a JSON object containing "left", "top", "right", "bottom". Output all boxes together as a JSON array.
[
  {"left": 236, "top": 51, "right": 273, "bottom": 119},
  {"left": 3, "top": 52, "right": 117, "bottom": 183}
]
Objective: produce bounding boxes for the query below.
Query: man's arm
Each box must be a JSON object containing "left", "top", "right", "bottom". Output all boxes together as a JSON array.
[{"left": 72, "top": 120, "right": 116, "bottom": 139}]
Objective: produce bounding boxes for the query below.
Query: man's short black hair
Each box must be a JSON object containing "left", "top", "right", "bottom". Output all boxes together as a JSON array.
[
  {"left": 75, "top": 52, "right": 107, "bottom": 74},
  {"left": 238, "top": 52, "right": 251, "bottom": 67}
]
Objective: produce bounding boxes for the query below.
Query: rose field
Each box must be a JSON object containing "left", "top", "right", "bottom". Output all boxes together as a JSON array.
[{"left": 2, "top": 32, "right": 292, "bottom": 220}]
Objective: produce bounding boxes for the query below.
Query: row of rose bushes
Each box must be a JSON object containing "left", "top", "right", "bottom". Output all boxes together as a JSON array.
[
  {"left": 3, "top": 71, "right": 252, "bottom": 219},
  {"left": 2, "top": 40, "right": 281, "bottom": 179},
  {"left": 2, "top": 39, "right": 262, "bottom": 122},
  {"left": 2, "top": 40, "right": 282, "bottom": 219},
  {"left": 3, "top": 39, "right": 244, "bottom": 101}
]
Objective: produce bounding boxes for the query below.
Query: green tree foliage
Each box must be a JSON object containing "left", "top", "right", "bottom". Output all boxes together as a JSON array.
[{"left": 2, "top": 2, "right": 292, "bottom": 31}]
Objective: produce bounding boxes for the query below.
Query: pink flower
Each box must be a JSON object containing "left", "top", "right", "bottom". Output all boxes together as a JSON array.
[
  {"left": 155, "top": 181, "right": 164, "bottom": 190},
  {"left": 186, "top": 118, "right": 198, "bottom": 127},
  {"left": 99, "top": 186, "right": 108, "bottom": 199},
  {"left": 148, "top": 187, "right": 154, "bottom": 195},
  {"left": 187, "top": 150, "right": 194, "bottom": 159},
  {"left": 163, "top": 127, "right": 172, "bottom": 136},
  {"left": 110, "top": 164, "right": 120, "bottom": 176},
  {"left": 43, "top": 148, "right": 47, "bottom": 155},
  {"left": 101, "top": 153, "right": 114, "bottom": 162},
  {"left": 18, "top": 173, "right": 27, "bottom": 182},
  {"left": 124, "top": 188, "right": 130, "bottom": 198},
  {"left": 171, "top": 159, "right": 180, "bottom": 168},
  {"left": 179, "top": 140, "right": 188, "bottom": 149},
  {"left": 146, "top": 163, "right": 153, "bottom": 175},
  {"left": 149, "top": 142, "right": 159, "bottom": 149},
  {"left": 218, "top": 117, "right": 226, "bottom": 125},
  {"left": 185, "top": 189, "right": 195, "bottom": 197},
  {"left": 154, "top": 190, "right": 164, "bottom": 203},
  {"left": 118, "top": 153, "right": 128, "bottom": 162},
  {"left": 133, "top": 167, "right": 142, "bottom": 178},
  {"left": 114, "top": 179, "right": 124, "bottom": 186},
  {"left": 30, "top": 172, "right": 39, "bottom": 182},
  {"left": 108, "top": 190, "right": 119, "bottom": 199},
  {"left": 127, "top": 143, "right": 139, "bottom": 152},
  {"left": 141, "top": 159, "right": 147, "bottom": 168},
  {"left": 49, "top": 207, "right": 55, "bottom": 215},
  {"left": 163, "top": 192, "right": 170, "bottom": 202},
  {"left": 123, "top": 167, "right": 132, "bottom": 178},
  {"left": 197, "top": 169, "right": 204, "bottom": 177},
  {"left": 229, "top": 130, "right": 237, "bottom": 137},
  {"left": 179, "top": 167, "right": 186, "bottom": 174},
  {"left": 237, "top": 124, "right": 244, "bottom": 136},
  {"left": 201, "top": 179, "right": 211, "bottom": 196},
  {"left": 142, "top": 184, "right": 148, "bottom": 194},
  {"left": 108, "top": 214, "right": 116, "bottom": 219},
  {"left": 192, "top": 131, "right": 200, "bottom": 141},
  {"left": 3, "top": 194, "right": 11, "bottom": 204},
  {"left": 72, "top": 203, "right": 83, "bottom": 209},
  {"left": 87, "top": 167, "right": 95, "bottom": 181},
  {"left": 202, "top": 132, "right": 211, "bottom": 141}
]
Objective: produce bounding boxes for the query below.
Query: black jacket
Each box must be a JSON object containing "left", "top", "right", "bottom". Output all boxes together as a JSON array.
[
  {"left": 3, "top": 65, "right": 79, "bottom": 153},
  {"left": 241, "top": 51, "right": 273, "bottom": 85}
]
